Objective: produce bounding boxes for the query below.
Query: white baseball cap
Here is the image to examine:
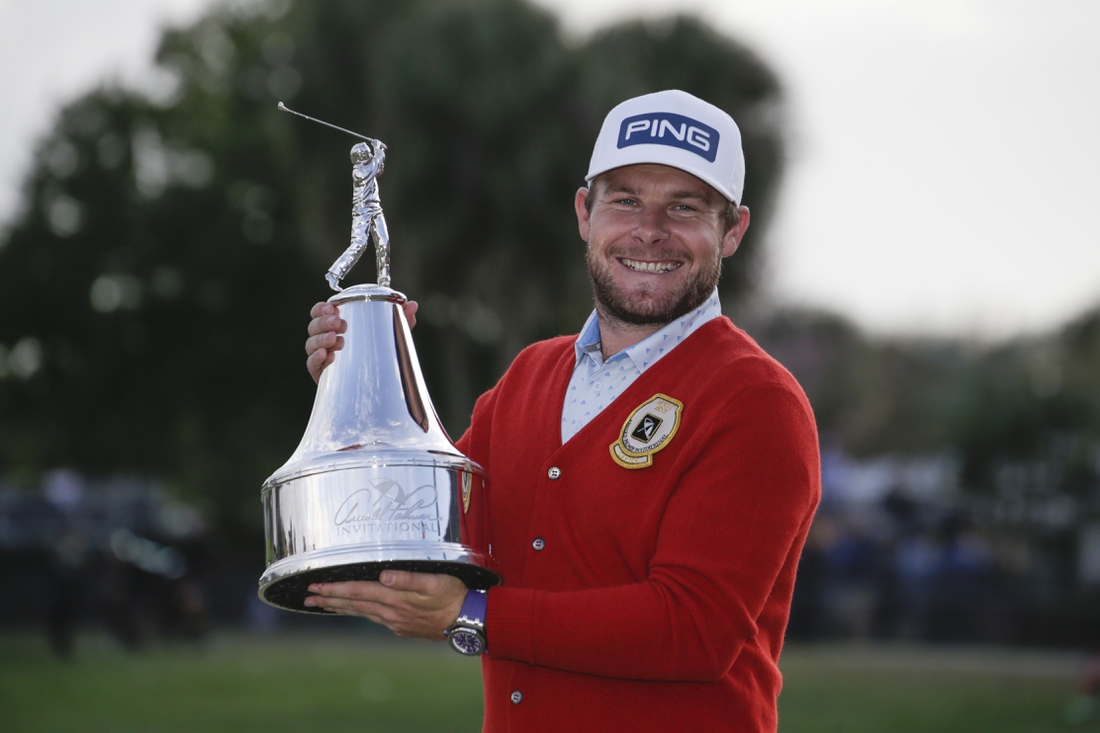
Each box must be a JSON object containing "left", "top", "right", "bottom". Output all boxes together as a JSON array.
[{"left": 585, "top": 89, "right": 745, "bottom": 204}]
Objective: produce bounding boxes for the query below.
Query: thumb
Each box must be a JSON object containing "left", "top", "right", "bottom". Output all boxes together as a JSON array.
[{"left": 380, "top": 569, "right": 416, "bottom": 589}]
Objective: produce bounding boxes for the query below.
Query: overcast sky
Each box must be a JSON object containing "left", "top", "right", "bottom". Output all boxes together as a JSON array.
[{"left": 2, "top": 0, "right": 1097, "bottom": 341}]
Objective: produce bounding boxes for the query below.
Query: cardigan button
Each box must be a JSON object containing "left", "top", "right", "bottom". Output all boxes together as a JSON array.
[
  {"left": 510, "top": 690, "right": 523, "bottom": 704},
  {"left": 548, "top": 467, "right": 561, "bottom": 480},
  {"left": 532, "top": 538, "right": 545, "bottom": 551}
]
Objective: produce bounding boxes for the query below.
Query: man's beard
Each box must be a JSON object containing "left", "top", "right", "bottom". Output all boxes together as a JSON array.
[{"left": 586, "top": 248, "right": 722, "bottom": 327}]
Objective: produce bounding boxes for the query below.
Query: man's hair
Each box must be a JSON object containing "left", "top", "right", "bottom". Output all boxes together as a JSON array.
[{"left": 583, "top": 176, "right": 741, "bottom": 233}]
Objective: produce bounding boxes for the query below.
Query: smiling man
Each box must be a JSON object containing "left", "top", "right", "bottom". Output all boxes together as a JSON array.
[{"left": 303, "top": 90, "right": 821, "bottom": 732}]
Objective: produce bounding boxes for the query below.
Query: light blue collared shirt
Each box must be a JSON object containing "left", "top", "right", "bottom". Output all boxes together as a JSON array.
[{"left": 560, "top": 289, "right": 722, "bottom": 444}]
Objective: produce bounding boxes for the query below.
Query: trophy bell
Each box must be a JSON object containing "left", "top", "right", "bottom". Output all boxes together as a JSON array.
[{"left": 259, "top": 284, "right": 498, "bottom": 612}]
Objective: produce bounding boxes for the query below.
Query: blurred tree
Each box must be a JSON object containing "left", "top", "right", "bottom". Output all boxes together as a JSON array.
[
  {"left": 749, "top": 305, "right": 1100, "bottom": 504},
  {"left": 746, "top": 308, "right": 974, "bottom": 456},
  {"left": 953, "top": 315, "right": 1100, "bottom": 521},
  {"left": 0, "top": 0, "right": 786, "bottom": 552}
]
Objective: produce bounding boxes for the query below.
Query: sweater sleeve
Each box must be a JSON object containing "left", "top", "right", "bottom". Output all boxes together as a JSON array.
[
  {"left": 485, "top": 382, "right": 820, "bottom": 681},
  {"left": 455, "top": 386, "right": 494, "bottom": 466}
]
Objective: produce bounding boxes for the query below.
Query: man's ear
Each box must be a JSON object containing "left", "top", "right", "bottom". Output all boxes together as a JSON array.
[
  {"left": 721, "top": 205, "right": 751, "bottom": 258},
  {"left": 575, "top": 187, "right": 591, "bottom": 242}
]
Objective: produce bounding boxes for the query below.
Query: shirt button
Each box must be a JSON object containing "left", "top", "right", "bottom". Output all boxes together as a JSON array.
[
  {"left": 511, "top": 690, "right": 523, "bottom": 704},
  {"left": 593, "top": 381, "right": 602, "bottom": 392},
  {"left": 548, "top": 467, "right": 561, "bottom": 480},
  {"left": 532, "top": 538, "right": 545, "bottom": 551}
]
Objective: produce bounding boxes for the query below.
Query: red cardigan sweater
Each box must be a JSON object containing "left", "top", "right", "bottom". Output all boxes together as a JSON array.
[{"left": 457, "top": 317, "right": 820, "bottom": 732}]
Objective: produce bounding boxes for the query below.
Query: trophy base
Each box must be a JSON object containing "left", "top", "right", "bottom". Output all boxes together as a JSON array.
[{"left": 259, "top": 560, "right": 500, "bottom": 614}]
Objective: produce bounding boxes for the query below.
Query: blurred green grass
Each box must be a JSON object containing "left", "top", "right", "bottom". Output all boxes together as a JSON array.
[
  {"left": 1, "top": 632, "right": 1096, "bottom": 732},
  {"left": 0, "top": 631, "right": 484, "bottom": 733},
  {"left": 778, "top": 644, "right": 1095, "bottom": 732}
]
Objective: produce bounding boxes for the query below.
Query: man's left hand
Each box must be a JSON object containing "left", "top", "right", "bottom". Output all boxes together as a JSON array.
[{"left": 304, "top": 570, "right": 468, "bottom": 640}]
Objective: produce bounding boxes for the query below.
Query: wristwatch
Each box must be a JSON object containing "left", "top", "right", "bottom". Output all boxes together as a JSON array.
[{"left": 445, "top": 589, "right": 487, "bottom": 655}]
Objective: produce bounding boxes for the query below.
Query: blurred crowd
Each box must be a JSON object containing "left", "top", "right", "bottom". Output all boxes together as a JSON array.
[
  {"left": 788, "top": 447, "right": 1098, "bottom": 646},
  {"left": 0, "top": 470, "right": 212, "bottom": 657},
  {"left": 4, "top": 457, "right": 1099, "bottom": 657}
]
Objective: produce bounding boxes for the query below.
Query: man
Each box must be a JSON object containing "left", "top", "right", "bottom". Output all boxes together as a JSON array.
[{"left": 303, "top": 90, "right": 820, "bottom": 732}]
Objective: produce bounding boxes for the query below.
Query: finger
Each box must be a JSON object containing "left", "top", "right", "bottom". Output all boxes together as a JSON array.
[
  {"left": 308, "top": 595, "right": 388, "bottom": 616},
  {"left": 378, "top": 569, "right": 442, "bottom": 593},
  {"left": 309, "top": 580, "right": 389, "bottom": 602},
  {"left": 305, "top": 332, "right": 327, "bottom": 356},
  {"left": 379, "top": 571, "right": 469, "bottom": 606},
  {"left": 305, "top": 330, "right": 339, "bottom": 357},
  {"left": 307, "top": 348, "right": 327, "bottom": 382},
  {"left": 404, "top": 300, "right": 418, "bottom": 329},
  {"left": 307, "top": 313, "right": 346, "bottom": 338},
  {"left": 305, "top": 594, "right": 390, "bottom": 622},
  {"left": 309, "top": 302, "right": 336, "bottom": 319}
]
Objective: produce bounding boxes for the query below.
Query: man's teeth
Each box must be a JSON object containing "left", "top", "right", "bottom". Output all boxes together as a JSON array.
[{"left": 621, "top": 258, "right": 680, "bottom": 273}]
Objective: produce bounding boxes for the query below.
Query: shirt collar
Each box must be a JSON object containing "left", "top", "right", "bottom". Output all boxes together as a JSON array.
[
  {"left": 573, "top": 310, "right": 603, "bottom": 365},
  {"left": 572, "top": 288, "right": 723, "bottom": 372}
]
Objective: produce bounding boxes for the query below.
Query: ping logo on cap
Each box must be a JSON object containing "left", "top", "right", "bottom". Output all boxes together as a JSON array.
[{"left": 616, "top": 112, "right": 720, "bottom": 163}]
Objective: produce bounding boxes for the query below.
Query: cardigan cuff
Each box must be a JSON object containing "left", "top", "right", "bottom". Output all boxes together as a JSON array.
[{"left": 486, "top": 586, "right": 536, "bottom": 664}]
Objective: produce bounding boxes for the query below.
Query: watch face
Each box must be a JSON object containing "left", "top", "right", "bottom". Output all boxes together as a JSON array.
[{"left": 449, "top": 628, "right": 485, "bottom": 656}]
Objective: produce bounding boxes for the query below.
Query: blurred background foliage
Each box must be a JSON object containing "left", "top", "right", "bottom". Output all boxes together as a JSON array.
[{"left": 3, "top": 0, "right": 1100, "bottom": 648}]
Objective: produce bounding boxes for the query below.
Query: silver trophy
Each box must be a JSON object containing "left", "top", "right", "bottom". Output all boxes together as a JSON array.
[{"left": 259, "top": 104, "right": 498, "bottom": 613}]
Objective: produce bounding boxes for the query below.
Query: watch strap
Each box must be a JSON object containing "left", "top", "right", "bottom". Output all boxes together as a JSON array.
[
  {"left": 455, "top": 589, "right": 487, "bottom": 628},
  {"left": 445, "top": 589, "right": 488, "bottom": 655}
]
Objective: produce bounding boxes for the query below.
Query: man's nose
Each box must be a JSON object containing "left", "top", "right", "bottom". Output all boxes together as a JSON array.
[{"left": 632, "top": 205, "right": 669, "bottom": 245}]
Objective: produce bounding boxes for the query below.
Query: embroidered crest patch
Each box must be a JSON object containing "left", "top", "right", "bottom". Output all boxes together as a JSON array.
[{"left": 610, "top": 394, "right": 684, "bottom": 469}]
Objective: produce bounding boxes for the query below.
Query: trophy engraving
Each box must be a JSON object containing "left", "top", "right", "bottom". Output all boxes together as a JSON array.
[{"left": 259, "top": 104, "right": 498, "bottom": 613}]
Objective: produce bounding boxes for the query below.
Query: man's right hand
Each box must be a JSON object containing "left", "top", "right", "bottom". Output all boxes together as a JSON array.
[{"left": 305, "top": 300, "right": 418, "bottom": 384}]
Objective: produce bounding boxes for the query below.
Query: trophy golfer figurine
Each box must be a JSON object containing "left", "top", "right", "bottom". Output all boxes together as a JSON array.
[
  {"left": 327, "top": 139, "right": 390, "bottom": 291},
  {"left": 276, "top": 102, "right": 391, "bottom": 290},
  {"left": 258, "top": 103, "right": 498, "bottom": 613}
]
